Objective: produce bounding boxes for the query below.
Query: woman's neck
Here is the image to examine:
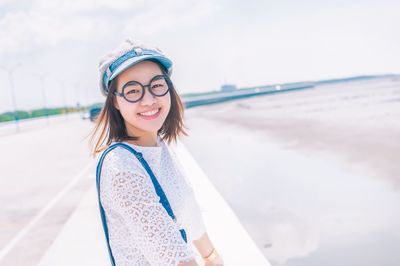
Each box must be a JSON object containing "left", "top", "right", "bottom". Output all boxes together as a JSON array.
[
  {"left": 133, "top": 136, "right": 158, "bottom": 147},
  {"left": 124, "top": 122, "right": 159, "bottom": 147},
  {"left": 126, "top": 132, "right": 159, "bottom": 147}
]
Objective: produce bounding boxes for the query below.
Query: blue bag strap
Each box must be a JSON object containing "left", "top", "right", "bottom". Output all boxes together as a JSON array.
[{"left": 96, "top": 142, "right": 187, "bottom": 266}]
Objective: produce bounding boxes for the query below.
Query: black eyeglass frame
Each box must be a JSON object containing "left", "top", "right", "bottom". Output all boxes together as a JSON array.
[{"left": 113, "top": 74, "right": 171, "bottom": 103}]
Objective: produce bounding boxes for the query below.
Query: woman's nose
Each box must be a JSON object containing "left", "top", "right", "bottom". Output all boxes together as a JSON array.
[{"left": 140, "top": 86, "right": 157, "bottom": 106}]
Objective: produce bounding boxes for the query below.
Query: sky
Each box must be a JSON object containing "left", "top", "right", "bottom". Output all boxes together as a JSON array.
[{"left": 0, "top": 0, "right": 399, "bottom": 113}]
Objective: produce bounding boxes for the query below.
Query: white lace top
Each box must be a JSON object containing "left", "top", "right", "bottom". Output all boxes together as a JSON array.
[{"left": 98, "top": 135, "right": 207, "bottom": 266}]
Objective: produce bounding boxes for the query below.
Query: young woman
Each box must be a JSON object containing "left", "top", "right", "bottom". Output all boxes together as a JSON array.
[{"left": 89, "top": 38, "right": 224, "bottom": 266}]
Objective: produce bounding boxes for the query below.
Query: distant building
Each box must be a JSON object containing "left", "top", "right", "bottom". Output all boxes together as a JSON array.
[{"left": 220, "top": 84, "right": 237, "bottom": 92}]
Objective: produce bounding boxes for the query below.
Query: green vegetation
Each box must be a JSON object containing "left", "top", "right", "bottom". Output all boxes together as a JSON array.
[
  {"left": 0, "top": 105, "right": 99, "bottom": 123},
  {"left": 0, "top": 111, "right": 29, "bottom": 122}
]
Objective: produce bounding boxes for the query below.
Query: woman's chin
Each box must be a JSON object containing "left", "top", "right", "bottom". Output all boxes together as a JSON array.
[{"left": 133, "top": 121, "right": 165, "bottom": 134}]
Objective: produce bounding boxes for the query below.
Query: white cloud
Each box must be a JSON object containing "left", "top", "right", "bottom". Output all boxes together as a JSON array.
[
  {"left": 0, "top": 0, "right": 158, "bottom": 55},
  {"left": 0, "top": 0, "right": 220, "bottom": 54},
  {"left": 0, "top": 9, "right": 110, "bottom": 55},
  {"left": 31, "top": 0, "right": 147, "bottom": 13},
  {"left": 121, "top": 0, "right": 221, "bottom": 36}
]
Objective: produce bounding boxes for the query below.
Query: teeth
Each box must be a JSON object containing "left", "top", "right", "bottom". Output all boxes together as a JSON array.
[{"left": 139, "top": 108, "right": 159, "bottom": 116}]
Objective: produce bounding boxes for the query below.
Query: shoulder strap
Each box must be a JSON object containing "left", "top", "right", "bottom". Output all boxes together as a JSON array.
[{"left": 95, "top": 143, "right": 187, "bottom": 266}]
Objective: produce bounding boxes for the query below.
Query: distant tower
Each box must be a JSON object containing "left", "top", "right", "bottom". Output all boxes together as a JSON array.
[{"left": 220, "top": 84, "right": 237, "bottom": 92}]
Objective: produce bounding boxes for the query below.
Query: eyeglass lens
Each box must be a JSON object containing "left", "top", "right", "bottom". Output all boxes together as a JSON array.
[{"left": 123, "top": 75, "right": 169, "bottom": 102}]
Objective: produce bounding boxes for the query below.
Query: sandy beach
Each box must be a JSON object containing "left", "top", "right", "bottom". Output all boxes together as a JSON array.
[{"left": 181, "top": 76, "right": 400, "bottom": 266}]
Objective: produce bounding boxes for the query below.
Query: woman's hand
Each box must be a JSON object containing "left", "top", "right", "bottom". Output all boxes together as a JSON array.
[
  {"left": 193, "top": 233, "right": 224, "bottom": 265},
  {"left": 203, "top": 254, "right": 224, "bottom": 266}
]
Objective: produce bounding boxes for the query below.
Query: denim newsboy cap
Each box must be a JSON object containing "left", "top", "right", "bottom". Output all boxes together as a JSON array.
[{"left": 98, "top": 38, "right": 173, "bottom": 97}]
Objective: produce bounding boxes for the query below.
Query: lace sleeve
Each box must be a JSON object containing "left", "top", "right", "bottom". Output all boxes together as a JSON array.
[
  {"left": 100, "top": 147, "right": 197, "bottom": 266},
  {"left": 184, "top": 186, "right": 207, "bottom": 242},
  {"left": 167, "top": 144, "right": 207, "bottom": 242}
]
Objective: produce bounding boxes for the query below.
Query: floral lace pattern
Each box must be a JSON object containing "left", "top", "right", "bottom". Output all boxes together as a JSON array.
[{"left": 98, "top": 136, "right": 207, "bottom": 265}]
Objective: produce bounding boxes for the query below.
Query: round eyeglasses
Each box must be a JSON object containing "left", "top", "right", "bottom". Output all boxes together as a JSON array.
[{"left": 113, "top": 74, "right": 170, "bottom": 103}]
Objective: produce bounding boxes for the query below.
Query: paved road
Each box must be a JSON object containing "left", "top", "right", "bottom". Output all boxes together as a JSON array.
[{"left": 0, "top": 114, "right": 95, "bottom": 265}]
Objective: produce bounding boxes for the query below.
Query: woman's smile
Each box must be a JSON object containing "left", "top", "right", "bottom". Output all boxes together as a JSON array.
[{"left": 137, "top": 107, "right": 161, "bottom": 120}]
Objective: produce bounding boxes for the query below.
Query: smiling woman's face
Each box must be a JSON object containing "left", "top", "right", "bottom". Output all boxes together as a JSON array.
[{"left": 113, "top": 60, "right": 171, "bottom": 138}]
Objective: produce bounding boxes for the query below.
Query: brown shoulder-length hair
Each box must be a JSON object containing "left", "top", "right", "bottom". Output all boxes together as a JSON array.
[{"left": 88, "top": 61, "right": 189, "bottom": 158}]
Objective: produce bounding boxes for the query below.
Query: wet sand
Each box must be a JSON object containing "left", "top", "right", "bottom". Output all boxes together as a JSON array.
[{"left": 181, "top": 76, "right": 400, "bottom": 266}]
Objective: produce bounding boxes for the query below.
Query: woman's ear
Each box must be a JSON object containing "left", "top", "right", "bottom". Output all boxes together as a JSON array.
[{"left": 110, "top": 79, "right": 120, "bottom": 111}]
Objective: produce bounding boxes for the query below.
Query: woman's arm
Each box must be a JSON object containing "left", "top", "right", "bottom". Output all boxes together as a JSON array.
[
  {"left": 177, "top": 232, "right": 214, "bottom": 266},
  {"left": 193, "top": 232, "right": 214, "bottom": 259},
  {"left": 193, "top": 232, "right": 224, "bottom": 265}
]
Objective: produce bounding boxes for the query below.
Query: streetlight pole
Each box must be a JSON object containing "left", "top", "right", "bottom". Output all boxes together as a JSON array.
[
  {"left": 74, "top": 82, "right": 80, "bottom": 110},
  {"left": 0, "top": 63, "right": 21, "bottom": 132},
  {"left": 34, "top": 73, "right": 49, "bottom": 126},
  {"left": 59, "top": 80, "right": 68, "bottom": 120}
]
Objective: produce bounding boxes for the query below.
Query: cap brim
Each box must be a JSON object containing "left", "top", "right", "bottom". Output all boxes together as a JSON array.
[{"left": 109, "top": 54, "right": 172, "bottom": 81}]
